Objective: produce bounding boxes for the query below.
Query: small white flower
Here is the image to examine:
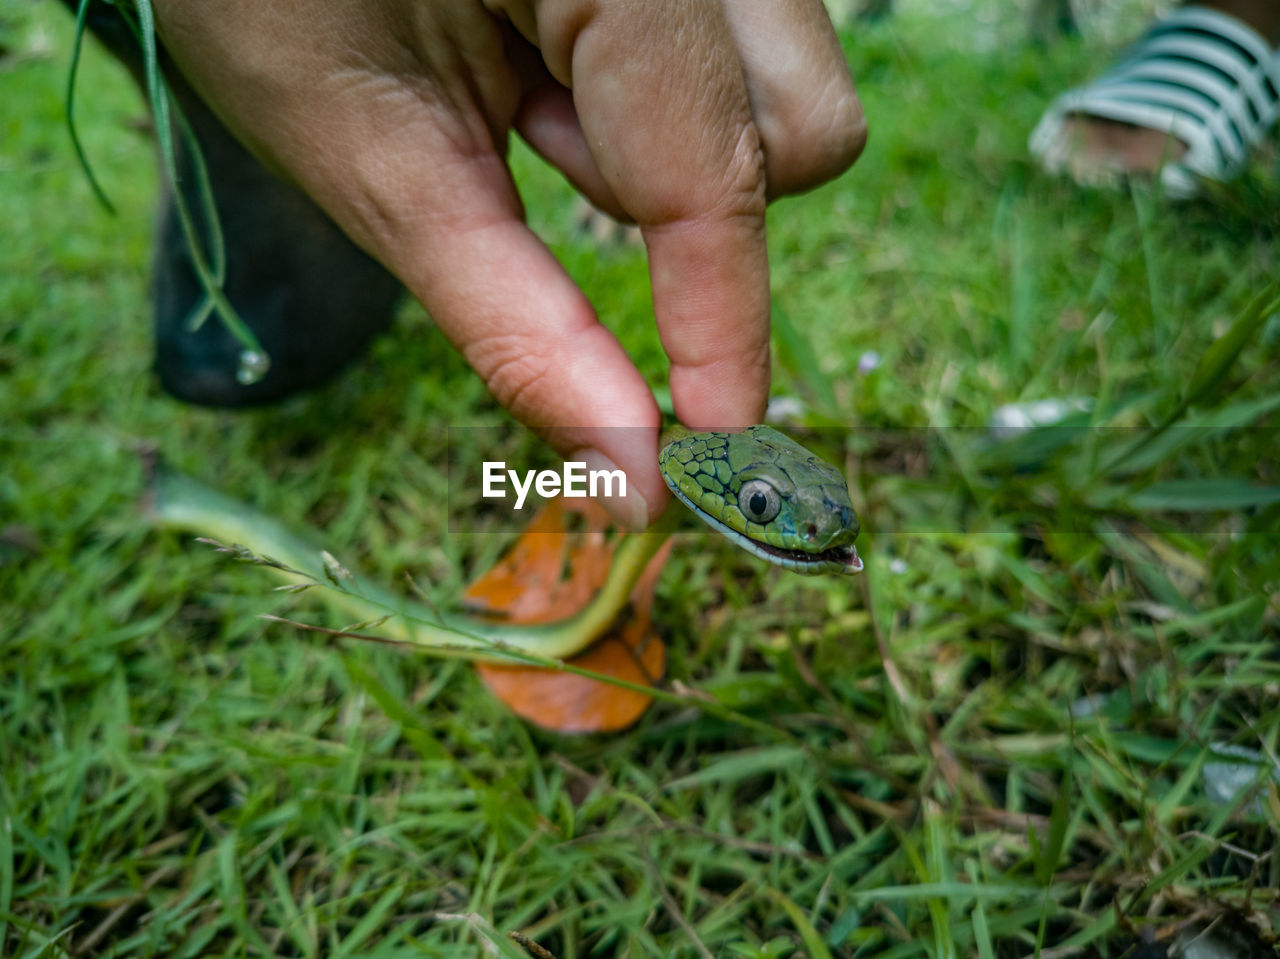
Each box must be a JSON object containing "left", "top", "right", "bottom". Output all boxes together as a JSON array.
[
  {"left": 987, "top": 397, "right": 1093, "bottom": 439},
  {"left": 765, "top": 395, "right": 807, "bottom": 421},
  {"left": 856, "top": 350, "right": 882, "bottom": 375}
]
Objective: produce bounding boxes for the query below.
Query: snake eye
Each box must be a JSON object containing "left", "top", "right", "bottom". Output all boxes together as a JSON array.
[{"left": 738, "top": 479, "right": 780, "bottom": 523}]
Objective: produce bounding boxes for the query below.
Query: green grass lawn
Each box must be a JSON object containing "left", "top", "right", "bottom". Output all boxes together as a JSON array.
[{"left": 4, "top": 1, "right": 1280, "bottom": 955}]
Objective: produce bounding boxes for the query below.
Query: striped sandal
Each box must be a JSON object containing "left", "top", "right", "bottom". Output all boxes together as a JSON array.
[{"left": 1030, "top": 5, "right": 1280, "bottom": 198}]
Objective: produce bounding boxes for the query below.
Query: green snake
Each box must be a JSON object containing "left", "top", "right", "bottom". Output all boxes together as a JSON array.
[{"left": 148, "top": 426, "right": 862, "bottom": 662}]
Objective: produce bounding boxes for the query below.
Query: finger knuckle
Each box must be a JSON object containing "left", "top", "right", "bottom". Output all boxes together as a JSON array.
[
  {"left": 767, "top": 80, "right": 868, "bottom": 188},
  {"left": 819, "top": 84, "right": 869, "bottom": 168},
  {"left": 467, "top": 333, "right": 554, "bottom": 416},
  {"left": 720, "top": 120, "right": 769, "bottom": 217}
]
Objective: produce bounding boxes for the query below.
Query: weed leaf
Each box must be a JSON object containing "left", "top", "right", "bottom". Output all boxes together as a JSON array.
[
  {"left": 1183, "top": 286, "right": 1279, "bottom": 407},
  {"left": 1130, "top": 478, "right": 1280, "bottom": 511}
]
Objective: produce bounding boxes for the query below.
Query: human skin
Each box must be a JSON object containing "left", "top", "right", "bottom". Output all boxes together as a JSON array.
[{"left": 148, "top": 0, "right": 868, "bottom": 528}]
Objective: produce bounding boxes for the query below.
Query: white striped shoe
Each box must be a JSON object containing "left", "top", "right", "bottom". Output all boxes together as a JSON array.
[{"left": 1030, "top": 6, "right": 1280, "bottom": 198}]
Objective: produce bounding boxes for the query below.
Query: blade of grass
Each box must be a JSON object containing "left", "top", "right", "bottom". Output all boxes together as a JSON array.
[
  {"left": 1183, "top": 286, "right": 1280, "bottom": 407},
  {"left": 65, "top": 0, "right": 115, "bottom": 213},
  {"left": 335, "top": 884, "right": 404, "bottom": 958},
  {"left": 1099, "top": 286, "right": 1280, "bottom": 477},
  {"left": 664, "top": 746, "right": 807, "bottom": 791},
  {"left": 1129, "top": 478, "right": 1280, "bottom": 512},
  {"left": 765, "top": 888, "right": 833, "bottom": 959},
  {"left": 0, "top": 813, "right": 11, "bottom": 949},
  {"left": 1034, "top": 759, "right": 1072, "bottom": 886},
  {"left": 773, "top": 306, "right": 839, "bottom": 415},
  {"left": 971, "top": 900, "right": 994, "bottom": 959},
  {"left": 123, "top": 0, "right": 264, "bottom": 365},
  {"left": 216, "top": 832, "right": 272, "bottom": 955},
  {"left": 1113, "top": 392, "right": 1280, "bottom": 474}
]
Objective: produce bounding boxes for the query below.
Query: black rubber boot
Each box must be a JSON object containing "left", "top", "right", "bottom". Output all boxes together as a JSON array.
[{"left": 66, "top": 1, "right": 404, "bottom": 406}]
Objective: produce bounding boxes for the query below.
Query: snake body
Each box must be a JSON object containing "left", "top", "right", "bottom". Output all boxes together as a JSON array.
[{"left": 149, "top": 426, "right": 862, "bottom": 661}]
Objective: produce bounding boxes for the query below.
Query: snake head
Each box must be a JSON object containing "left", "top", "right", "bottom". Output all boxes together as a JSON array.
[{"left": 659, "top": 426, "right": 863, "bottom": 576}]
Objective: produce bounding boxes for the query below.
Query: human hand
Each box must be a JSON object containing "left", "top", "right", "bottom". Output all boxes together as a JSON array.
[{"left": 151, "top": 0, "right": 866, "bottom": 527}]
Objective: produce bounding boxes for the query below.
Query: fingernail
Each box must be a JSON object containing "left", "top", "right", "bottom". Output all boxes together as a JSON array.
[{"left": 574, "top": 448, "right": 650, "bottom": 531}]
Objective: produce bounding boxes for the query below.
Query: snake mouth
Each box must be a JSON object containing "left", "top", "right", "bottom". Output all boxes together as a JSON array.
[{"left": 755, "top": 540, "right": 863, "bottom": 575}]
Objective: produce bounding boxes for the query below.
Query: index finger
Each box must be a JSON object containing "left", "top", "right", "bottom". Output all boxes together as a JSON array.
[{"left": 538, "top": 1, "right": 772, "bottom": 429}]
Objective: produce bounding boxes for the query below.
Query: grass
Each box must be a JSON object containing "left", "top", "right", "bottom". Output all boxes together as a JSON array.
[{"left": 3, "top": 0, "right": 1280, "bottom": 955}]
